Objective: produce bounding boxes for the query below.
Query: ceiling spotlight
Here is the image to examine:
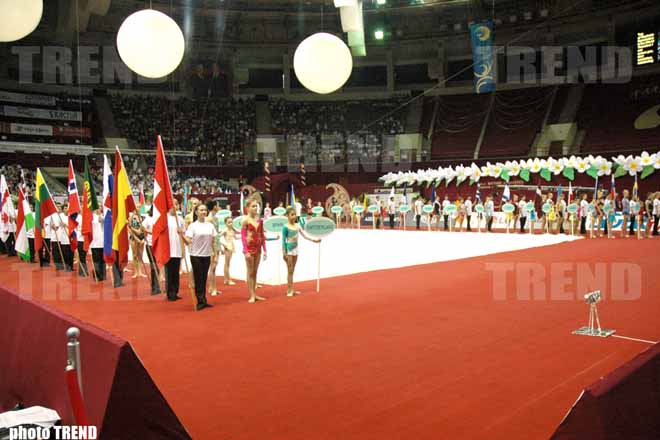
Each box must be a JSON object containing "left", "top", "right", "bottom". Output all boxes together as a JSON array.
[
  {"left": 374, "top": 29, "right": 384, "bottom": 40},
  {"left": 0, "top": 0, "right": 43, "bottom": 42},
  {"left": 293, "top": 32, "right": 353, "bottom": 94},
  {"left": 117, "top": 9, "right": 185, "bottom": 79}
]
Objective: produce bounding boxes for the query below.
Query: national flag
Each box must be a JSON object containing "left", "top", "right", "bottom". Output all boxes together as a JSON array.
[
  {"left": 34, "top": 169, "right": 58, "bottom": 253},
  {"left": 67, "top": 160, "right": 81, "bottom": 252},
  {"left": 534, "top": 180, "right": 543, "bottom": 213},
  {"left": 475, "top": 183, "right": 482, "bottom": 202},
  {"left": 152, "top": 135, "right": 175, "bottom": 267},
  {"left": 389, "top": 185, "right": 395, "bottom": 200},
  {"left": 102, "top": 155, "right": 114, "bottom": 263},
  {"left": 567, "top": 182, "right": 573, "bottom": 205},
  {"left": 15, "top": 187, "right": 33, "bottom": 261},
  {"left": 240, "top": 187, "right": 245, "bottom": 214},
  {"left": 610, "top": 174, "right": 616, "bottom": 198},
  {"left": 502, "top": 184, "right": 511, "bottom": 202},
  {"left": 112, "top": 147, "right": 137, "bottom": 270},
  {"left": 81, "top": 157, "right": 99, "bottom": 252},
  {"left": 593, "top": 176, "right": 599, "bottom": 200},
  {"left": 430, "top": 184, "right": 436, "bottom": 204},
  {"left": 632, "top": 176, "right": 638, "bottom": 199},
  {"left": 556, "top": 184, "right": 563, "bottom": 199},
  {"left": 20, "top": 169, "right": 27, "bottom": 193},
  {"left": 0, "top": 175, "right": 15, "bottom": 243},
  {"left": 290, "top": 184, "right": 296, "bottom": 209}
]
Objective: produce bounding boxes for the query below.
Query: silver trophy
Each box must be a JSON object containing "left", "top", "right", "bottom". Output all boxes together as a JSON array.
[{"left": 572, "top": 290, "right": 616, "bottom": 338}]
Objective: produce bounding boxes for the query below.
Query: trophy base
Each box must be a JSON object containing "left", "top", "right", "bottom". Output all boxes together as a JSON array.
[{"left": 572, "top": 327, "right": 616, "bottom": 338}]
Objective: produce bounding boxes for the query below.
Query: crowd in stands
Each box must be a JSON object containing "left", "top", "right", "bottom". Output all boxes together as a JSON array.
[
  {"left": 1, "top": 162, "right": 238, "bottom": 200},
  {"left": 270, "top": 98, "right": 406, "bottom": 164},
  {"left": 109, "top": 95, "right": 256, "bottom": 165}
]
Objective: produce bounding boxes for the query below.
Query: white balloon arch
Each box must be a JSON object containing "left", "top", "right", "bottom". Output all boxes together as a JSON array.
[{"left": 379, "top": 152, "right": 660, "bottom": 187}]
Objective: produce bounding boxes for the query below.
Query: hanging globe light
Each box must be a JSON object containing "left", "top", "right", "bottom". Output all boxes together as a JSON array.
[
  {"left": 0, "top": 0, "right": 43, "bottom": 42},
  {"left": 293, "top": 33, "right": 353, "bottom": 94},
  {"left": 116, "top": 9, "right": 185, "bottom": 79}
]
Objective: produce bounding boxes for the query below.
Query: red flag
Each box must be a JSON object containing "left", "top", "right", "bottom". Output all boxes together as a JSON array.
[
  {"left": 139, "top": 183, "right": 145, "bottom": 206},
  {"left": 152, "top": 135, "right": 175, "bottom": 267},
  {"left": 112, "top": 148, "right": 137, "bottom": 270},
  {"left": 67, "top": 161, "right": 81, "bottom": 252}
]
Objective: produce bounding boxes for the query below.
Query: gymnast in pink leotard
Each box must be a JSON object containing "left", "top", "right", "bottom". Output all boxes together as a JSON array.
[{"left": 241, "top": 198, "right": 277, "bottom": 303}]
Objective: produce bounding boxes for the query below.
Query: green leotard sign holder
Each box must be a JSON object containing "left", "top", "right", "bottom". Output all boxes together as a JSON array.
[{"left": 273, "top": 207, "right": 287, "bottom": 216}]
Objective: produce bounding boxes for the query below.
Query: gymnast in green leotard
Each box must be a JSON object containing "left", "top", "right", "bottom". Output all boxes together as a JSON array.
[{"left": 282, "top": 207, "right": 320, "bottom": 297}]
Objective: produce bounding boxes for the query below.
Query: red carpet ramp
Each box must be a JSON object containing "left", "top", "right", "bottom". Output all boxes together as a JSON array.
[
  {"left": 0, "top": 286, "right": 190, "bottom": 439},
  {"left": 551, "top": 342, "right": 660, "bottom": 440}
]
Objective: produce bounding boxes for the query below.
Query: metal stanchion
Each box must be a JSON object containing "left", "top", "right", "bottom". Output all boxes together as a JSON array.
[{"left": 66, "top": 327, "right": 83, "bottom": 397}]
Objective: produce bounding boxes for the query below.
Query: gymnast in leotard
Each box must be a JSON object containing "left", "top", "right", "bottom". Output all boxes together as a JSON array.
[
  {"left": 241, "top": 198, "right": 277, "bottom": 303},
  {"left": 282, "top": 207, "right": 320, "bottom": 297}
]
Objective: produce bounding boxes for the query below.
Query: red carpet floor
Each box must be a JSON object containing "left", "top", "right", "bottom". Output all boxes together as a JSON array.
[{"left": 1, "top": 236, "right": 659, "bottom": 440}]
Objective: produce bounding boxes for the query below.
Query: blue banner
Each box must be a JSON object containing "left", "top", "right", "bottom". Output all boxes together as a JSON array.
[{"left": 470, "top": 21, "right": 495, "bottom": 94}]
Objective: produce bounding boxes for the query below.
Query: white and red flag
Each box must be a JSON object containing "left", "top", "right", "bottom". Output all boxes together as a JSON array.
[{"left": 152, "top": 135, "right": 175, "bottom": 267}]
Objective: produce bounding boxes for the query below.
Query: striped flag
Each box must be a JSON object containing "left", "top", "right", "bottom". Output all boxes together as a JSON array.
[
  {"left": 67, "top": 160, "right": 81, "bottom": 252},
  {"left": 567, "top": 182, "right": 573, "bottom": 205},
  {"left": 102, "top": 155, "right": 114, "bottom": 264},
  {"left": 300, "top": 163, "right": 306, "bottom": 187},
  {"left": 15, "top": 187, "right": 33, "bottom": 261},
  {"left": 632, "top": 175, "right": 638, "bottom": 199},
  {"left": 556, "top": 184, "right": 563, "bottom": 199},
  {"left": 290, "top": 184, "right": 296, "bottom": 208},
  {"left": 610, "top": 174, "right": 616, "bottom": 198},
  {"left": 112, "top": 147, "right": 137, "bottom": 270},
  {"left": 475, "top": 183, "right": 482, "bottom": 202}
]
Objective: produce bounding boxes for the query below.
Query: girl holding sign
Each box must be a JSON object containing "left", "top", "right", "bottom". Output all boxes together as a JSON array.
[
  {"left": 241, "top": 198, "right": 278, "bottom": 303},
  {"left": 604, "top": 194, "right": 615, "bottom": 239},
  {"left": 282, "top": 207, "right": 321, "bottom": 297}
]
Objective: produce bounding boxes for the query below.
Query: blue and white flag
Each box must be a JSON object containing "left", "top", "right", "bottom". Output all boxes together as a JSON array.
[{"left": 502, "top": 184, "right": 510, "bottom": 202}]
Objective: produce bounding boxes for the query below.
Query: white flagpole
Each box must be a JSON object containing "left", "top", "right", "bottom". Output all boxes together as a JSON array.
[{"left": 316, "top": 241, "right": 321, "bottom": 293}]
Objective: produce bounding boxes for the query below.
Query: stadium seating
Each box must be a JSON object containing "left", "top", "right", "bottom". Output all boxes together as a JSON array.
[{"left": 576, "top": 74, "right": 660, "bottom": 153}]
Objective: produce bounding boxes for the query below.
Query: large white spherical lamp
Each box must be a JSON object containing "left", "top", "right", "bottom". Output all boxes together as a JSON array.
[
  {"left": 116, "top": 9, "right": 185, "bottom": 79},
  {"left": 0, "top": 0, "right": 43, "bottom": 42},
  {"left": 293, "top": 33, "right": 353, "bottom": 94}
]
